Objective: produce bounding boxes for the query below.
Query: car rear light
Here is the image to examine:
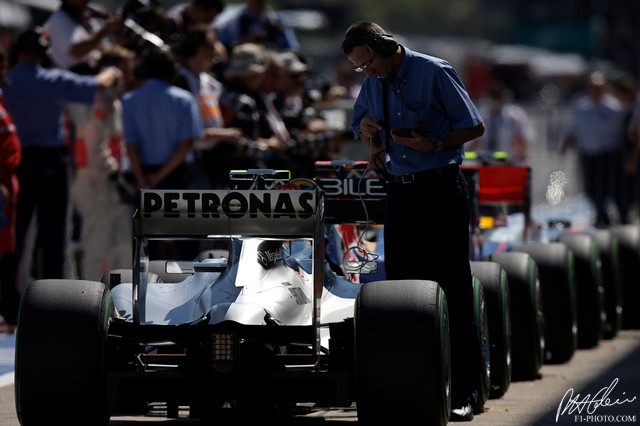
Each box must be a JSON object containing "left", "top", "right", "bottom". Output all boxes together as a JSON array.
[{"left": 213, "top": 333, "right": 235, "bottom": 362}]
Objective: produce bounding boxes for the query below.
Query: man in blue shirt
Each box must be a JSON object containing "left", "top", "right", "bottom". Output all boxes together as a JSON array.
[
  {"left": 1, "top": 28, "right": 120, "bottom": 305},
  {"left": 122, "top": 47, "right": 203, "bottom": 261},
  {"left": 343, "top": 21, "right": 485, "bottom": 421},
  {"left": 122, "top": 47, "right": 203, "bottom": 191}
]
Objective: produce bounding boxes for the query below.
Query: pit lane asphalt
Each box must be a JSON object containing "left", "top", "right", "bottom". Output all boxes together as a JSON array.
[{"left": 1, "top": 329, "right": 638, "bottom": 425}]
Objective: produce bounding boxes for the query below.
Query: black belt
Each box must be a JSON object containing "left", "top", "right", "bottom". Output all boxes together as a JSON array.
[{"left": 391, "top": 164, "right": 459, "bottom": 184}]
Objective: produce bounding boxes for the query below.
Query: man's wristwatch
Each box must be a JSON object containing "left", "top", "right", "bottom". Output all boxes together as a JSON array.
[{"left": 433, "top": 138, "right": 444, "bottom": 153}]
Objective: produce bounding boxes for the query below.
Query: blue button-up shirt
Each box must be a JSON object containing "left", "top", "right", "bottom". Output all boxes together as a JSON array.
[
  {"left": 565, "top": 93, "right": 624, "bottom": 155},
  {"left": 352, "top": 46, "right": 482, "bottom": 175},
  {"left": 122, "top": 79, "right": 204, "bottom": 166},
  {"left": 2, "top": 62, "right": 98, "bottom": 149}
]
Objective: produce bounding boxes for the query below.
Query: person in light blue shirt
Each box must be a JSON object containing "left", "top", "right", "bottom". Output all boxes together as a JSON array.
[
  {"left": 343, "top": 20, "right": 485, "bottom": 422},
  {"left": 122, "top": 47, "right": 203, "bottom": 190}
]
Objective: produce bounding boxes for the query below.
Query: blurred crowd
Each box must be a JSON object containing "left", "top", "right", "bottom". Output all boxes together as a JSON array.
[
  {"left": 0, "top": 0, "right": 360, "bottom": 330},
  {"left": 469, "top": 70, "right": 640, "bottom": 231},
  {"left": 0, "top": 0, "right": 639, "bottom": 331}
]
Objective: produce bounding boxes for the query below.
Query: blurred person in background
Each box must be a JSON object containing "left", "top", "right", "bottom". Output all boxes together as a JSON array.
[
  {"left": 214, "top": 0, "right": 299, "bottom": 52},
  {"left": 563, "top": 71, "right": 627, "bottom": 228},
  {"left": 123, "top": 47, "right": 203, "bottom": 260},
  {"left": 1, "top": 28, "right": 121, "bottom": 321},
  {"left": 623, "top": 78, "right": 640, "bottom": 221},
  {"left": 467, "top": 80, "right": 533, "bottom": 164},
  {"left": 219, "top": 43, "right": 289, "bottom": 185},
  {"left": 123, "top": 47, "right": 202, "bottom": 192},
  {"left": 172, "top": 24, "right": 243, "bottom": 189},
  {"left": 0, "top": 47, "right": 21, "bottom": 331},
  {"left": 44, "top": 0, "right": 124, "bottom": 274},
  {"left": 273, "top": 51, "right": 314, "bottom": 130},
  {"left": 44, "top": 0, "right": 123, "bottom": 74},
  {"left": 271, "top": 50, "right": 335, "bottom": 176},
  {"left": 327, "top": 59, "right": 363, "bottom": 102},
  {"left": 69, "top": 44, "right": 135, "bottom": 280},
  {"left": 166, "top": 0, "right": 226, "bottom": 43}
]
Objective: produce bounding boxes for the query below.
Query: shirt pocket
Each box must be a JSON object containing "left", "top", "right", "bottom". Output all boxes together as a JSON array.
[{"left": 404, "top": 101, "right": 443, "bottom": 139}]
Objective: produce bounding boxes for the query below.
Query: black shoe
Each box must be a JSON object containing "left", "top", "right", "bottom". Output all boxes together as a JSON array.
[{"left": 450, "top": 398, "right": 474, "bottom": 422}]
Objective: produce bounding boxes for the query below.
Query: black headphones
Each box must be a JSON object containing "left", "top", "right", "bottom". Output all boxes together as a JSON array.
[{"left": 341, "top": 32, "right": 398, "bottom": 58}]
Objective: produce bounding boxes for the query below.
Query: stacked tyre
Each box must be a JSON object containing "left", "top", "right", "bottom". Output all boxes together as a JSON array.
[
  {"left": 509, "top": 242, "right": 577, "bottom": 363},
  {"left": 557, "top": 233, "right": 605, "bottom": 349},
  {"left": 483, "top": 252, "right": 545, "bottom": 381},
  {"left": 470, "top": 261, "right": 511, "bottom": 398}
]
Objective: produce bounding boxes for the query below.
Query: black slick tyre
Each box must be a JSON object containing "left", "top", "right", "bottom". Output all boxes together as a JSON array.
[
  {"left": 15, "top": 279, "right": 114, "bottom": 426},
  {"left": 471, "top": 261, "right": 511, "bottom": 398},
  {"left": 610, "top": 224, "right": 640, "bottom": 329},
  {"left": 590, "top": 229, "right": 623, "bottom": 338},
  {"left": 557, "top": 233, "right": 605, "bottom": 348},
  {"left": 355, "top": 280, "right": 450, "bottom": 426},
  {"left": 471, "top": 275, "right": 491, "bottom": 409},
  {"left": 510, "top": 242, "right": 577, "bottom": 363},
  {"left": 484, "top": 252, "right": 544, "bottom": 381}
]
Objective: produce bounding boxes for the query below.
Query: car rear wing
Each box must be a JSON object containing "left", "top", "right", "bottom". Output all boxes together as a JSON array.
[
  {"left": 131, "top": 185, "right": 326, "bottom": 363},
  {"left": 133, "top": 189, "right": 320, "bottom": 239}
]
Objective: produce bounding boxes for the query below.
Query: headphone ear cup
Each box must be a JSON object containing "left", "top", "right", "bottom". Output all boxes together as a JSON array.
[{"left": 370, "top": 34, "right": 398, "bottom": 57}]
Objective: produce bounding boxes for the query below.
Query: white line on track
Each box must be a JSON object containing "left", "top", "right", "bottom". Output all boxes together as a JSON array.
[{"left": 0, "top": 372, "right": 14, "bottom": 389}]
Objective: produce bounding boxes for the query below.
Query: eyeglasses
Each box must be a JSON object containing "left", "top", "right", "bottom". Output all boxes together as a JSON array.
[{"left": 354, "top": 52, "right": 376, "bottom": 73}]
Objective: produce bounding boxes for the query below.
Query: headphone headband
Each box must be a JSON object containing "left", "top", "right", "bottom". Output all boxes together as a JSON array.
[{"left": 342, "top": 32, "right": 398, "bottom": 57}]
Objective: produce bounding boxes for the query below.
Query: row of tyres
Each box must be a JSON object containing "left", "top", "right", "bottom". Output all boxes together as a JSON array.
[{"left": 469, "top": 223, "right": 640, "bottom": 407}]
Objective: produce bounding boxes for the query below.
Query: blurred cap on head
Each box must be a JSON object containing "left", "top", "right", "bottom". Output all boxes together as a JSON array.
[
  {"left": 279, "top": 51, "right": 310, "bottom": 75},
  {"left": 225, "top": 43, "right": 268, "bottom": 78}
]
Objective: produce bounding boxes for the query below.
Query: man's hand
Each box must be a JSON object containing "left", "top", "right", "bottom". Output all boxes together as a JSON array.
[
  {"left": 359, "top": 117, "right": 382, "bottom": 139},
  {"left": 392, "top": 131, "right": 439, "bottom": 153},
  {"left": 96, "top": 66, "right": 123, "bottom": 91}
]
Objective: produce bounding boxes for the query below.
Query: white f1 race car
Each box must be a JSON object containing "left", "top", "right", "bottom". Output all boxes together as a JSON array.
[{"left": 15, "top": 169, "right": 452, "bottom": 426}]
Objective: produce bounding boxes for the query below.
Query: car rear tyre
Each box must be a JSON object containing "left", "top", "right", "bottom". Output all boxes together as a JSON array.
[
  {"left": 15, "top": 279, "right": 114, "bottom": 426},
  {"left": 471, "top": 261, "right": 511, "bottom": 398},
  {"left": 510, "top": 242, "right": 577, "bottom": 363},
  {"left": 355, "top": 280, "right": 450, "bottom": 426},
  {"left": 485, "top": 252, "right": 544, "bottom": 380}
]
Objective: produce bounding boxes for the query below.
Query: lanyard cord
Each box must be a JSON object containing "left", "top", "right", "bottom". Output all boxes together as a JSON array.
[{"left": 381, "top": 79, "right": 391, "bottom": 153}]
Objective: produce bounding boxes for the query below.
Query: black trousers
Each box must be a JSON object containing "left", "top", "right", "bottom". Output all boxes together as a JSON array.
[
  {"left": 580, "top": 150, "right": 619, "bottom": 227},
  {"left": 384, "top": 165, "right": 482, "bottom": 400},
  {"left": 0, "top": 146, "right": 70, "bottom": 324}
]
